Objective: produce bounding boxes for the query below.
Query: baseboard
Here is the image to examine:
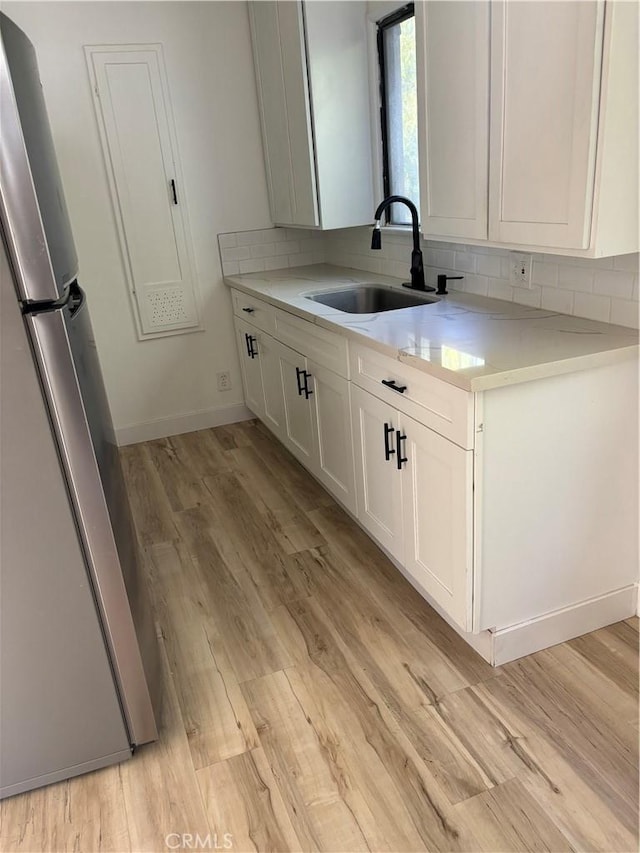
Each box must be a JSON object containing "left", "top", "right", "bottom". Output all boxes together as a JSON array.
[
  {"left": 490, "top": 585, "right": 637, "bottom": 666},
  {"left": 115, "top": 403, "right": 254, "bottom": 446}
]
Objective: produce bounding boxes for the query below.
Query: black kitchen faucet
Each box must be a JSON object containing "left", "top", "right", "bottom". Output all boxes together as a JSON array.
[{"left": 370, "top": 195, "right": 434, "bottom": 292}]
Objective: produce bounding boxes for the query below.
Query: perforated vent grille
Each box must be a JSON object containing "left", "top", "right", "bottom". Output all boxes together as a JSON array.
[{"left": 145, "top": 286, "right": 190, "bottom": 328}]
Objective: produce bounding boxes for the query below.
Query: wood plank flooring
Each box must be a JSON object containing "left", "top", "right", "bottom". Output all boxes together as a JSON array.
[{"left": 1, "top": 420, "right": 638, "bottom": 852}]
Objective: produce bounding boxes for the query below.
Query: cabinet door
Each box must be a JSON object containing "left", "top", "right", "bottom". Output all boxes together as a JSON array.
[
  {"left": 275, "top": 340, "right": 317, "bottom": 468},
  {"left": 351, "top": 386, "right": 404, "bottom": 562},
  {"left": 488, "top": 0, "right": 604, "bottom": 249},
  {"left": 400, "top": 413, "right": 473, "bottom": 631},
  {"left": 417, "top": 1, "right": 490, "bottom": 240},
  {"left": 259, "top": 332, "right": 287, "bottom": 440},
  {"left": 307, "top": 361, "right": 356, "bottom": 514},
  {"left": 248, "top": 1, "right": 319, "bottom": 227},
  {"left": 235, "top": 319, "right": 265, "bottom": 418}
]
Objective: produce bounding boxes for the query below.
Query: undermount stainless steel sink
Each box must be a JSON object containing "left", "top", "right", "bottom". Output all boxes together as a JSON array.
[{"left": 306, "top": 285, "right": 439, "bottom": 314}]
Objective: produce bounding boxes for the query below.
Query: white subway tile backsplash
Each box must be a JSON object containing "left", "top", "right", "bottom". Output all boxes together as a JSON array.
[
  {"left": 221, "top": 260, "right": 239, "bottom": 277},
  {"left": 274, "top": 240, "right": 300, "bottom": 255},
  {"left": 238, "top": 258, "right": 265, "bottom": 274},
  {"left": 463, "top": 274, "right": 489, "bottom": 296},
  {"left": 541, "top": 287, "right": 574, "bottom": 314},
  {"left": 593, "top": 269, "right": 635, "bottom": 300},
  {"left": 512, "top": 285, "right": 542, "bottom": 308},
  {"left": 573, "top": 292, "right": 611, "bottom": 323},
  {"left": 222, "top": 245, "right": 251, "bottom": 262},
  {"left": 220, "top": 226, "right": 638, "bottom": 329},
  {"left": 610, "top": 298, "right": 640, "bottom": 328},
  {"left": 250, "top": 243, "right": 278, "bottom": 259},
  {"left": 532, "top": 261, "right": 558, "bottom": 287},
  {"left": 476, "top": 253, "right": 501, "bottom": 278},
  {"left": 487, "top": 278, "right": 514, "bottom": 301},
  {"left": 557, "top": 265, "right": 594, "bottom": 293},
  {"left": 218, "top": 232, "right": 237, "bottom": 249},
  {"left": 454, "top": 251, "right": 477, "bottom": 273},
  {"left": 613, "top": 253, "right": 640, "bottom": 274},
  {"left": 264, "top": 255, "right": 291, "bottom": 270}
]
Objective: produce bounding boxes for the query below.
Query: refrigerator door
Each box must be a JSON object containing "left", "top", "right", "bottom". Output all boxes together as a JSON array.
[
  {"left": 62, "top": 283, "right": 162, "bottom": 732},
  {"left": 20, "top": 296, "right": 160, "bottom": 747},
  {"left": 0, "top": 245, "right": 131, "bottom": 798},
  {"left": 0, "top": 14, "right": 77, "bottom": 298}
]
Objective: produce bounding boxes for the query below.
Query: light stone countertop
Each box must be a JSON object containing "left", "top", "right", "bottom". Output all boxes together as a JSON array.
[{"left": 224, "top": 264, "right": 639, "bottom": 392}]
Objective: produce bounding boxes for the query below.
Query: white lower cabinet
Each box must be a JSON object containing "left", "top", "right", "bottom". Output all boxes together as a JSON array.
[
  {"left": 235, "top": 318, "right": 265, "bottom": 418},
  {"left": 309, "top": 361, "right": 356, "bottom": 515},
  {"left": 275, "top": 339, "right": 316, "bottom": 469},
  {"left": 234, "top": 309, "right": 356, "bottom": 513},
  {"left": 351, "top": 385, "right": 404, "bottom": 562},
  {"left": 401, "top": 414, "right": 473, "bottom": 631},
  {"left": 352, "top": 384, "right": 472, "bottom": 630}
]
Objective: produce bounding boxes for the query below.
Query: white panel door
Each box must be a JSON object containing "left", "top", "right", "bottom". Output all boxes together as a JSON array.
[
  {"left": 417, "top": 1, "right": 490, "bottom": 240},
  {"left": 259, "top": 332, "right": 287, "bottom": 440},
  {"left": 307, "top": 360, "right": 356, "bottom": 513},
  {"left": 488, "top": 1, "right": 605, "bottom": 249},
  {"left": 351, "top": 386, "right": 404, "bottom": 562},
  {"left": 235, "top": 319, "right": 265, "bottom": 418},
  {"left": 275, "top": 339, "right": 317, "bottom": 468},
  {"left": 86, "top": 46, "right": 199, "bottom": 336},
  {"left": 400, "top": 412, "right": 473, "bottom": 631},
  {"left": 248, "top": 2, "right": 319, "bottom": 227}
]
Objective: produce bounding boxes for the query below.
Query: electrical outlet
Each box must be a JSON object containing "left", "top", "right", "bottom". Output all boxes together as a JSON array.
[
  {"left": 216, "top": 370, "right": 232, "bottom": 392},
  {"left": 509, "top": 253, "right": 532, "bottom": 288}
]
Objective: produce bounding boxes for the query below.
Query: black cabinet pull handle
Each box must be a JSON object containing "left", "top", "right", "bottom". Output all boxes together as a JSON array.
[
  {"left": 303, "top": 370, "right": 313, "bottom": 398},
  {"left": 296, "top": 366, "right": 305, "bottom": 396},
  {"left": 382, "top": 379, "right": 407, "bottom": 394},
  {"left": 384, "top": 423, "right": 395, "bottom": 461},
  {"left": 396, "top": 432, "right": 408, "bottom": 470},
  {"left": 244, "top": 332, "right": 251, "bottom": 357},
  {"left": 170, "top": 178, "right": 178, "bottom": 205},
  {"left": 248, "top": 335, "right": 258, "bottom": 358},
  {"left": 242, "top": 307, "right": 254, "bottom": 313}
]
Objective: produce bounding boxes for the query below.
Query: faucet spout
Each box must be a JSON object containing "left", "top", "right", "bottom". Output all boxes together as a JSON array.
[{"left": 370, "top": 196, "right": 434, "bottom": 292}]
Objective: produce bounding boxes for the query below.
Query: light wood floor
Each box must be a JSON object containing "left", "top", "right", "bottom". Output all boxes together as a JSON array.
[{"left": 1, "top": 420, "right": 638, "bottom": 852}]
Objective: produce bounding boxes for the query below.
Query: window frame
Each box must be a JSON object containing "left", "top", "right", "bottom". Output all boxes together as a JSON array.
[{"left": 376, "top": 2, "right": 416, "bottom": 226}]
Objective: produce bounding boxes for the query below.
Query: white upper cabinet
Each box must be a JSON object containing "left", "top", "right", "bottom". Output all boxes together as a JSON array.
[
  {"left": 489, "top": 0, "right": 604, "bottom": 250},
  {"left": 249, "top": 1, "right": 375, "bottom": 230},
  {"left": 416, "top": 1, "right": 490, "bottom": 241},
  {"left": 416, "top": 0, "right": 639, "bottom": 256}
]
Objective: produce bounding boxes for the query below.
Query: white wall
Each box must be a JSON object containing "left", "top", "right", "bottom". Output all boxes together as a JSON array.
[{"left": 4, "top": 1, "right": 273, "bottom": 441}]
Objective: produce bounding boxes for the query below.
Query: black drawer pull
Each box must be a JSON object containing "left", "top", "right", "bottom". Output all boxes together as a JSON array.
[
  {"left": 382, "top": 379, "right": 407, "bottom": 394},
  {"left": 302, "top": 370, "right": 313, "bottom": 399},
  {"left": 396, "top": 432, "right": 408, "bottom": 470},
  {"left": 248, "top": 335, "right": 258, "bottom": 358},
  {"left": 295, "top": 366, "right": 305, "bottom": 396},
  {"left": 242, "top": 307, "right": 255, "bottom": 313},
  {"left": 384, "top": 423, "right": 395, "bottom": 461}
]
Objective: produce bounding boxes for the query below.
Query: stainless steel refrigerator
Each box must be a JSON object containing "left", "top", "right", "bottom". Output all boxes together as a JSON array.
[{"left": 0, "top": 13, "right": 160, "bottom": 799}]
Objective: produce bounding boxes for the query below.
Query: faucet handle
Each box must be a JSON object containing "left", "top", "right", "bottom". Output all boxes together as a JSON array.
[{"left": 436, "top": 274, "right": 463, "bottom": 295}]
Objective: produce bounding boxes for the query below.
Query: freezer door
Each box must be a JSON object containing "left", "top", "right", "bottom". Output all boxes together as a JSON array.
[
  {"left": 0, "top": 248, "right": 130, "bottom": 798},
  {"left": 0, "top": 13, "right": 77, "bottom": 296}
]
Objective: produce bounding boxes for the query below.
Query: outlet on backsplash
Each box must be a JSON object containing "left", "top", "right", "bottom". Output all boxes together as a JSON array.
[{"left": 510, "top": 253, "right": 533, "bottom": 288}]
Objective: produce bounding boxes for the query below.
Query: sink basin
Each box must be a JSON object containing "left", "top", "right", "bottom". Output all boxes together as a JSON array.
[{"left": 307, "top": 285, "right": 439, "bottom": 314}]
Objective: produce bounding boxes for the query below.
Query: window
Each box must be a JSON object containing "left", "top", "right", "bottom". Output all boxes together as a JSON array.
[{"left": 377, "top": 3, "right": 419, "bottom": 226}]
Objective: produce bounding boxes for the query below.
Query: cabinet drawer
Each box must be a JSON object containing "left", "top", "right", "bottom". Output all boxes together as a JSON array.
[
  {"left": 231, "top": 290, "right": 276, "bottom": 335},
  {"left": 350, "top": 344, "right": 474, "bottom": 449},
  {"left": 273, "top": 308, "right": 349, "bottom": 378}
]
